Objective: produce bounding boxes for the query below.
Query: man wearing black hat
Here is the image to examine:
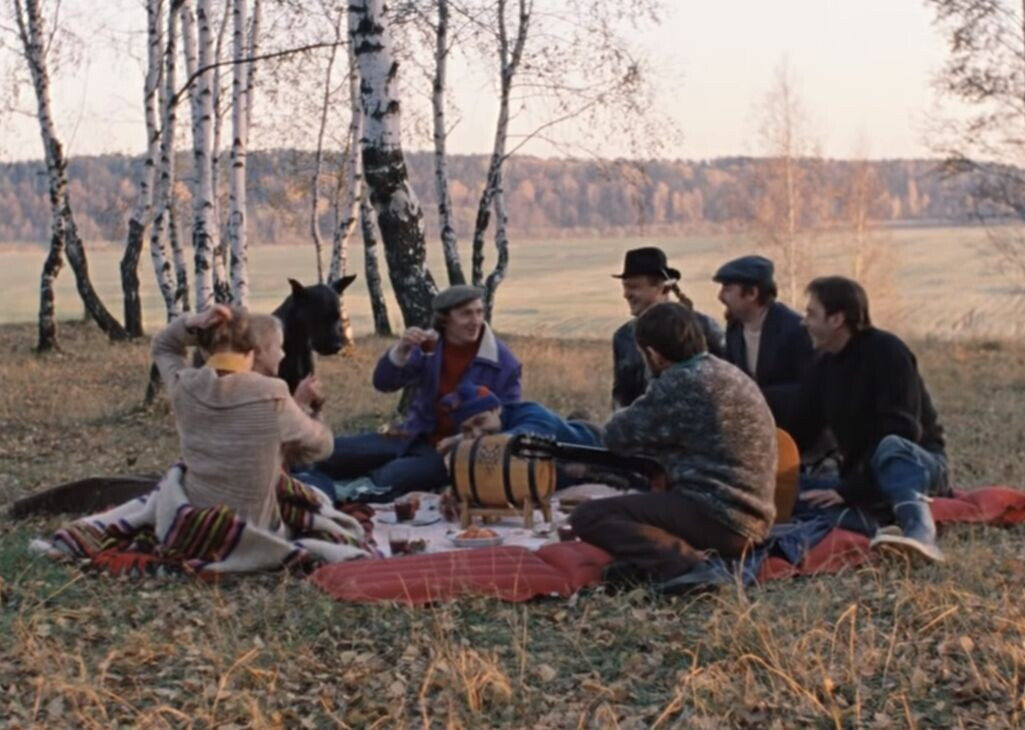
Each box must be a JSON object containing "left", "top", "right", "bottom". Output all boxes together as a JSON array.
[
  {"left": 713, "top": 255, "right": 815, "bottom": 431},
  {"left": 612, "top": 247, "right": 725, "bottom": 409}
]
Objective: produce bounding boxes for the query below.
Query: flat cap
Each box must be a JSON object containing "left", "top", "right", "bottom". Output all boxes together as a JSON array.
[
  {"left": 713, "top": 255, "right": 775, "bottom": 287},
  {"left": 432, "top": 284, "right": 484, "bottom": 313}
]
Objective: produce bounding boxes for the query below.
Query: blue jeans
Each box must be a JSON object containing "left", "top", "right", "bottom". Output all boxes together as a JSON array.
[
  {"left": 794, "top": 435, "right": 947, "bottom": 533},
  {"left": 303, "top": 432, "right": 450, "bottom": 501}
]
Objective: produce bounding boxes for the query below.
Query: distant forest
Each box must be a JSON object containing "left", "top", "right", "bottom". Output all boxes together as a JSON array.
[{"left": 0, "top": 151, "right": 983, "bottom": 246}]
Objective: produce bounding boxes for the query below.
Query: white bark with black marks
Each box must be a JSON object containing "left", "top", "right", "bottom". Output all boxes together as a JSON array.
[
  {"left": 150, "top": 0, "right": 185, "bottom": 319},
  {"left": 471, "top": 0, "right": 528, "bottom": 321},
  {"left": 186, "top": 0, "right": 217, "bottom": 311},
  {"left": 349, "top": 0, "right": 436, "bottom": 328},
  {"left": 311, "top": 9, "right": 344, "bottom": 284},
  {"left": 329, "top": 49, "right": 364, "bottom": 346},
  {"left": 121, "top": 0, "right": 165, "bottom": 337},
  {"left": 227, "top": 0, "right": 249, "bottom": 306},
  {"left": 360, "top": 185, "right": 392, "bottom": 336},
  {"left": 210, "top": 0, "right": 232, "bottom": 303},
  {"left": 432, "top": 0, "right": 463, "bottom": 286},
  {"left": 14, "top": 0, "right": 127, "bottom": 347}
]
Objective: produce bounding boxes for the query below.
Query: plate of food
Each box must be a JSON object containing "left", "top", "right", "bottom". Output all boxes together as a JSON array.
[
  {"left": 449, "top": 525, "right": 504, "bottom": 548},
  {"left": 377, "top": 511, "right": 441, "bottom": 526}
]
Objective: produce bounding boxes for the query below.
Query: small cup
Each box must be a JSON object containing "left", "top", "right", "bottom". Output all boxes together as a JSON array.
[
  {"left": 557, "top": 524, "right": 576, "bottom": 542},
  {"left": 389, "top": 529, "right": 410, "bottom": 556},
  {"left": 394, "top": 499, "right": 416, "bottom": 522},
  {"left": 420, "top": 330, "right": 440, "bottom": 354}
]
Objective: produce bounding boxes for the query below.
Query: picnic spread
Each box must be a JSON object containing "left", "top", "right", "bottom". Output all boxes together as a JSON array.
[{"left": 22, "top": 473, "right": 1025, "bottom": 604}]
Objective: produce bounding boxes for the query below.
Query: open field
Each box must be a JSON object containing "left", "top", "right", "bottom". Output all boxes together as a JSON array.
[
  {"left": 1, "top": 320, "right": 1025, "bottom": 726},
  {"left": 2, "top": 226, "right": 1025, "bottom": 340}
]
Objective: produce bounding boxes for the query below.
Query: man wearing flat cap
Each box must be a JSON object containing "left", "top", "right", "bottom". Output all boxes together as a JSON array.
[
  {"left": 612, "top": 246, "right": 725, "bottom": 409},
  {"left": 713, "top": 254, "right": 814, "bottom": 431},
  {"left": 309, "top": 285, "right": 522, "bottom": 500}
]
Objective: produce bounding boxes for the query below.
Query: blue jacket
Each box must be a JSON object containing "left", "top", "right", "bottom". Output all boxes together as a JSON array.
[
  {"left": 501, "top": 401, "right": 602, "bottom": 446},
  {"left": 723, "top": 301, "right": 814, "bottom": 431},
  {"left": 372, "top": 323, "right": 522, "bottom": 443}
]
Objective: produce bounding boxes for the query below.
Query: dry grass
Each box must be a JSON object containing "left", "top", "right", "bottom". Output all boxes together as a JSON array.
[{"left": 2, "top": 321, "right": 1025, "bottom": 727}]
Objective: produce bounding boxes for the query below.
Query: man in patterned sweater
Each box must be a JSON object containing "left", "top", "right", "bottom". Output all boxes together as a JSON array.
[{"left": 572, "top": 302, "right": 778, "bottom": 592}]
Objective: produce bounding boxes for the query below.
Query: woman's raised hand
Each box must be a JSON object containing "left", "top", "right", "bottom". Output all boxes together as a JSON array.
[{"left": 186, "top": 304, "right": 232, "bottom": 331}]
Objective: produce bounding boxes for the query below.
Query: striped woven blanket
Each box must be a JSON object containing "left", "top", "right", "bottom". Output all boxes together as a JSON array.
[{"left": 31, "top": 465, "right": 374, "bottom": 575}]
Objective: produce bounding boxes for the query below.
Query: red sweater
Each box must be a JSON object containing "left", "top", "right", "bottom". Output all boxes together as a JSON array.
[{"left": 431, "top": 338, "right": 479, "bottom": 441}]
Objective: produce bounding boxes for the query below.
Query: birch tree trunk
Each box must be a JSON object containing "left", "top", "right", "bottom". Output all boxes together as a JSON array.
[
  {"left": 360, "top": 187, "right": 392, "bottom": 336},
  {"left": 245, "top": 0, "right": 260, "bottom": 134},
  {"left": 187, "top": 0, "right": 217, "bottom": 311},
  {"left": 14, "top": 0, "right": 127, "bottom": 347},
  {"left": 227, "top": 0, "right": 249, "bottom": 306},
  {"left": 484, "top": 174, "right": 510, "bottom": 319},
  {"left": 310, "top": 11, "right": 343, "bottom": 284},
  {"left": 329, "top": 50, "right": 362, "bottom": 288},
  {"left": 471, "top": 0, "right": 528, "bottom": 321},
  {"left": 349, "top": 0, "right": 436, "bottom": 328},
  {"left": 150, "top": 0, "right": 185, "bottom": 319},
  {"left": 210, "top": 0, "right": 232, "bottom": 303},
  {"left": 120, "top": 0, "right": 164, "bottom": 338},
  {"left": 432, "top": 0, "right": 464, "bottom": 285}
]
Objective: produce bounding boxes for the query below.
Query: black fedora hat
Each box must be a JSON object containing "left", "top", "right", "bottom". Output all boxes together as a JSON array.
[{"left": 612, "top": 247, "right": 681, "bottom": 280}]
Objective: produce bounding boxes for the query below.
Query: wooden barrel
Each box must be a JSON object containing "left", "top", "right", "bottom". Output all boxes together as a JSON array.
[{"left": 449, "top": 434, "right": 556, "bottom": 508}]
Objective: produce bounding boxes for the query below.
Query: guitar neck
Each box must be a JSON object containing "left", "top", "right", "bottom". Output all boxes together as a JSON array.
[{"left": 511, "top": 435, "right": 665, "bottom": 479}]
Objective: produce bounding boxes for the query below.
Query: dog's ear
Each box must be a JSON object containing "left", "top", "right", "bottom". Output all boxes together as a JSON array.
[
  {"left": 332, "top": 274, "right": 357, "bottom": 295},
  {"left": 288, "top": 278, "right": 306, "bottom": 300}
]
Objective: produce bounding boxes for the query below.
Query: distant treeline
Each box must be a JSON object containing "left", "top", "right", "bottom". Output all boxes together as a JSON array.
[{"left": 0, "top": 151, "right": 982, "bottom": 245}]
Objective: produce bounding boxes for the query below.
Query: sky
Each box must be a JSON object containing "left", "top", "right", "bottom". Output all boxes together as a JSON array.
[{"left": 1, "top": 0, "right": 954, "bottom": 163}]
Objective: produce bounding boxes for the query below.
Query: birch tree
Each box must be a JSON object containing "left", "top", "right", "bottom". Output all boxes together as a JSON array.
[
  {"left": 926, "top": 0, "right": 1025, "bottom": 288},
  {"left": 431, "top": 0, "right": 464, "bottom": 285},
  {"left": 185, "top": 0, "right": 217, "bottom": 311},
  {"left": 210, "top": 0, "right": 232, "bottom": 302},
  {"left": 749, "top": 60, "right": 826, "bottom": 306},
  {"left": 227, "top": 0, "right": 250, "bottom": 306},
  {"left": 150, "top": 0, "right": 187, "bottom": 318},
  {"left": 349, "top": 0, "right": 437, "bottom": 328},
  {"left": 469, "top": 0, "right": 527, "bottom": 318},
  {"left": 11, "top": 0, "right": 127, "bottom": 349},
  {"left": 399, "top": 0, "right": 664, "bottom": 319},
  {"left": 360, "top": 187, "right": 393, "bottom": 335},
  {"left": 328, "top": 50, "right": 362, "bottom": 286},
  {"left": 119, "top": 0, "right": 165, "bottom": 338},
  {"left": 310, "top": 5, "right": 344, "bottom": 283},
  {"left": 328, "top": 46, "right": 364, "bottom": 345}
]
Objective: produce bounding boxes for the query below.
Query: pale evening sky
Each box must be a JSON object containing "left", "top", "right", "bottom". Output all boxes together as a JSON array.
[{"left": 1, "top": 0, "right": 952, "bottom": 163}]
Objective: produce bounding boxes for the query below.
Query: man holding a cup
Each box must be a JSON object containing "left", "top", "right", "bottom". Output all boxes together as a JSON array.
[{"left": 307, "top": 286, "right": 523, "bottom": 501}]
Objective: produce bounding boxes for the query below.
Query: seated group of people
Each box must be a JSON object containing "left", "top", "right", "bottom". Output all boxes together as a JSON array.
[{"left": 57, "top": 245, "right": 948, "bottom": 585}]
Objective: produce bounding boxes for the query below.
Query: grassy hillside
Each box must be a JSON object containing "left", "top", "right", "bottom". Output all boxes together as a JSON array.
[
  {"left": 1, "top": 321, "right": 1024, "bottom": 726},
  {"left": 3, "top": 226, "right": 1025, "bottom": 340}
]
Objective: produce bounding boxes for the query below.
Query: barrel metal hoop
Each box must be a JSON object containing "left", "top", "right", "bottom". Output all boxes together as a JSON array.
[
  {"left": 501, "top": 442, "right": 516, "bottom": 507},
  {"left": 527, "top": 457, "right": 541, "bottom": 506},
  {"left": 467, "top": 437, "right": 483, "bottom": 506}
]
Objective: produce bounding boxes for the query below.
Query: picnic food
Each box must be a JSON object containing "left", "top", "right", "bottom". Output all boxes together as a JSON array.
[{"left": 457, "top": 526, "right": 498, "bottom": 540}]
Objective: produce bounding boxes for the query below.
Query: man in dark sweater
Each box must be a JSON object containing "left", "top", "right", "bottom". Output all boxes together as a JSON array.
[
  {"left": 713, "top": 255, "right": 815, "bottom": 431},
  {"left": 574, "top": 302, "right": 778, "bottom": 592},
  {"left": 792, "top": 276, "right": 949, "bottom": 562},
  {"left": 611, "top": 247, "right": 725, "bottom": 409}
]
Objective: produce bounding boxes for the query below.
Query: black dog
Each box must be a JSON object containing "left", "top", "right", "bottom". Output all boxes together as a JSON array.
[{"left": 274, "top": 276, "right": 356, "bottom": 392}]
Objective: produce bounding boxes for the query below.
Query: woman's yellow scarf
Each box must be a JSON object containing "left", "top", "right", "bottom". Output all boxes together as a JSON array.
[{"left": 206, "top": 352, "right": 253, "bottom": 374}]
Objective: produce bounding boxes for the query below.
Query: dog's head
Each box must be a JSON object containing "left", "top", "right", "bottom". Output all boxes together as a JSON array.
[{"left": 287, "top": 276, "right": 357, "bottom": 354}]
